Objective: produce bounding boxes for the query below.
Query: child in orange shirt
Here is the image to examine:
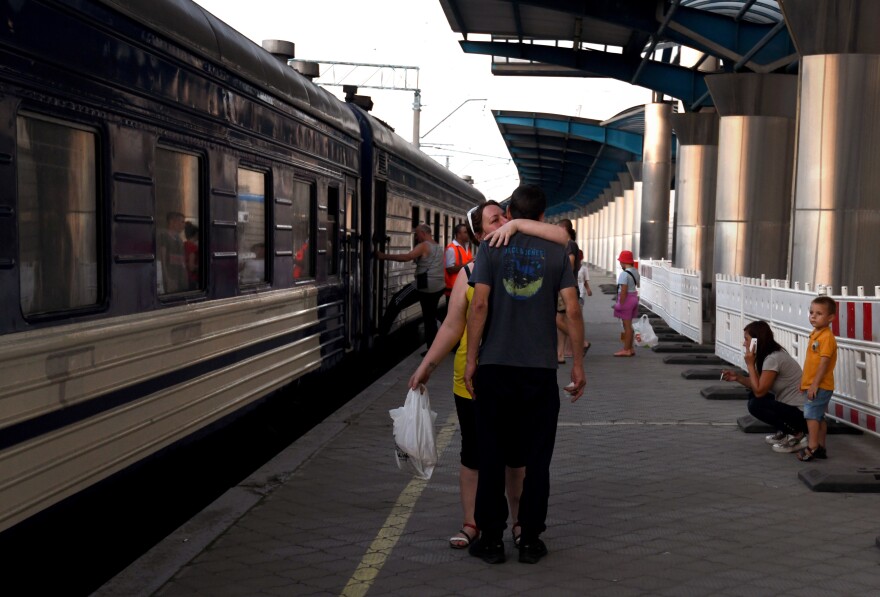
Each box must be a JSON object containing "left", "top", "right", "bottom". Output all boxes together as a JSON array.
[{"left": 797, "top": 296, "right": 838, "bottom": 461}]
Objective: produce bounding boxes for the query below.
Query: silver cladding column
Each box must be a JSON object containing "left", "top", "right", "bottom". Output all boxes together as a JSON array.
[
  {"left": 611, "top": 180, "right": 624, "bottom": 266},
  {"left": 579, "top": 210, "right": 588, "bottom": 262},
  {"left": 640, "top": 102, "right": 674, "bottom": 260},
  {"left": 782, "top": 0, "right": 880, "bottom": 288},
  {"left": 577, "top": 211, "right": 586, "bottom": 262},
  {"left": 603, "top": 190, "right": 615, "bottom": 273},
  {"left": 627, "top": 162, "right": 643, "bottom": 261},
  {"left": 591, "top": 200, "right": 602, "bottom": 268},
  {"left": 586, "top": 204, "right": 595, "bottom": 266},
  {"left": 706, "top": 73, "right": 797, "bottom": 279},
  {"left": 596, "top": 200, "right": 605, "bottom": 271},
  {"left": 597, "top": 202, "right": 605, "bottom": 271},
  {"left": 670, "top": 111, "right": 719, "bottom": 278},
  {"left": 601, "top": 190, "right": 613, "bottom": 273},
  {"left": 619, "top": 172, "right": 635, "bottom": 258}
]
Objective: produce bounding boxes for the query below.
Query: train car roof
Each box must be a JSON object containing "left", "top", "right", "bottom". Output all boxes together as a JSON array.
[
  {"left": 352, "top": 106, "right": 485, "bottom": 203},
  {"left": 100, "top": 0, "right": 482, "bottom": 203},
  {"left": 99, "top": 0, "right": 361, "bottom": 138}
]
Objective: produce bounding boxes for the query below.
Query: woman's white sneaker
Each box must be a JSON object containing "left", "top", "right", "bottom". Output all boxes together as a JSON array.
[
  {"left": 772, "top": 434, "right": 808, "bottom": 453},
  {"left": 764, "top": 431, "right": 786, "bottom": 445}
]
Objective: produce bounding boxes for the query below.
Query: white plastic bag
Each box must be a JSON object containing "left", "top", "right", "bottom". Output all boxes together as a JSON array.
[
  {"left": 633, "top": 314, "right": 659, "bottom": 348},
  {"left": 389, "top": 385, "right": 438, "bottom": 480}
]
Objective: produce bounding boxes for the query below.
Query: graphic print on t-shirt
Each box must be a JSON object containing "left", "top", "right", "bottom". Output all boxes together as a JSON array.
[{"left": 502, "top": 246, "right": 545, "bottom": 299}]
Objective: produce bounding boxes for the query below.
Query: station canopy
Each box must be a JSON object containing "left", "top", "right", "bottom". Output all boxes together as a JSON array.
[
  {"left": 438, "top": 0, "right": 798, "bottom": 212},
  {"left": 495, "top": 107, "right": 646, "bottom": 215}
]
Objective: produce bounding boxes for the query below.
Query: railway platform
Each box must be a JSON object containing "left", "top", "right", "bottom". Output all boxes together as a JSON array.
[{"left": 96, "top": 270, "right": 880, "bottom": 597}]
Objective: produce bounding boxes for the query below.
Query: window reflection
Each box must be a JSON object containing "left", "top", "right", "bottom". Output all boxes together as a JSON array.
[
  {"left": 17, "top": 115, "right": 98, "bottom": 315},
  {"left": 237, "top": 168, "right": 267, "bottom": 286},
  {"left": 184, "top": 221, "right": 199, "bottom": 289},
  {"left": 327, "top": 186, "right": 339, "bottom": 276},
  {"left": 156, "top": 149, "right": 201, "bottom": 295},
  {"left": 292, "top": 180, "right": 312, "bottom": 279}
]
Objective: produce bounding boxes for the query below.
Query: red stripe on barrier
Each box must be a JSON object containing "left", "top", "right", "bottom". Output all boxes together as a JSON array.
[
  {"left": 846, "top": 302, "right": 856, "bottom": 339},
  {"left": 868, "top": 415, "right": 877, "bottom": 432},
  {"left": 850, "top": 408, "right": 860, "bottom": 425},
  {"left": 834, "top": 403, "right": 844, "bottom": 418},
  {"left": 832, "top": 303, "right": 840, "bottom": 336},
  {"left": 864, "top": 303, "right": 873, "bottom": 342}
]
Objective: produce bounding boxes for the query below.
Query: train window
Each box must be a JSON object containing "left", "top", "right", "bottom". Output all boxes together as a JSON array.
[
  {"left": 236, "top": 168, "right": 267, "bottom": 286},
  {"left": 17, "top": 115, "right": 99, "bottom": 316},
  {"left": 292, "top": 180, "right": 313, "bottom": 279},
  {"left": 345, "top": 189, "right": 355, "bottom": 231},
  {"left": 434, "top": 212, "right": 440, "bottom": 243},
  {"left": 156, "top": 148, "right": 202, "bottom": 295},
  {"left": 327, "top": 186, "right": 339, "bottom": 276}
]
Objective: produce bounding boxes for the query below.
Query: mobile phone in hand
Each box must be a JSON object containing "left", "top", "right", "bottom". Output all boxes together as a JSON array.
[{"left": 749, "top": 338, "right": 757, "bottom": 353}]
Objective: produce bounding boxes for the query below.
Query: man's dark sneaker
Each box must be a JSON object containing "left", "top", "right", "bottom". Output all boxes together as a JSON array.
[
  {"left": 468, "top": 536, "right": 506, "bottom": 564},
  {"left": 518, "top": 538, "right": 548, "bottom": 564}
]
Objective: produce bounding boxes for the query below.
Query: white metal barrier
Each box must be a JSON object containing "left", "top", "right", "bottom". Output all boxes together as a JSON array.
[
  {"left": 638, "top": 259, "right": 703, "bottom": 344},
  {"left": 716, "top": 274, "right": 880, "bottom": 438}
]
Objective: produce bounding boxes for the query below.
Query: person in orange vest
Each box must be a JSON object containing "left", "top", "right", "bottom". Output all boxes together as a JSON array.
[{"left": 444, "top": 223, "right": 473, "bottom": 297}]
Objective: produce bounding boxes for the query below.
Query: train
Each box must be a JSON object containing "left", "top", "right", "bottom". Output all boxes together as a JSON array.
[{"left": 0, "top": 0, "right": 483, "bottom": 533}]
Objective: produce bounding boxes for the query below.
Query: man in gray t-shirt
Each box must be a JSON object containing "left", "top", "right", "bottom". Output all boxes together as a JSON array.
[
  {"left": 471, "top": 238, "right": 573, "bottom": 369},
  {"left": 464, "top": 185, "right": 585, "bottom": 565}
]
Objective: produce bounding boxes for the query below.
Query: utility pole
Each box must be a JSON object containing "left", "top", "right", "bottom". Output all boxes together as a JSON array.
[{"left": 413, "top": 90, "right": 421, "bottom": 149}]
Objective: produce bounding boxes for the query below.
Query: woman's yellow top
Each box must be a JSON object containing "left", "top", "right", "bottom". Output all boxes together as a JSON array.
[{"left": 452, "top": 283, "right": 475, "bottom": 398}]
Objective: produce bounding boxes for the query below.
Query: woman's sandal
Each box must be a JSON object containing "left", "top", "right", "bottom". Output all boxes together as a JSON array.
[
  {"left": 512, "top": 522, "right": 522, "bottom": 547},
  {"left": 797, "top": 447, "right": 818, "bottom": 462},
  {"left": 583, "top": 342, "right": 591, "bottom": 355},
  {"left": 449, "top": 523, "right": 478, "bottom": 549}
]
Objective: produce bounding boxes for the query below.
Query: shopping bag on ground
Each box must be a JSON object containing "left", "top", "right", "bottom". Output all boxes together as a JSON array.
[
  {"left": 633, "top": 314, "right": 659, "bottom": 348},
  {"left": 389, "top": 385, "right": 437, "bottom": 480}
]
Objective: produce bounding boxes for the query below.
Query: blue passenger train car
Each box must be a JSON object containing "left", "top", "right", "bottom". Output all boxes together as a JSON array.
[{"left": 0, "top": 0, "right": 482, "bottom": 532}]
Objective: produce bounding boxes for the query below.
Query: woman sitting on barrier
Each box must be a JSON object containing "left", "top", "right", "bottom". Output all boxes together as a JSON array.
[{"left": 721, "top": 320, "right": 809, "bottom": 452}]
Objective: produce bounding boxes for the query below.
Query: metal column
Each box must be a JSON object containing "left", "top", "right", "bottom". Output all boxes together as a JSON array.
[
  {"left": 706, "top": 73, "right": 797, "bottom": 279},
  {"left": 782, "top": 0, "right": 880, "bottom": 288},
  {"left": 627, "top": 162, "right": 643, "bottom": 261},
  {"left": 619, "top": 172, "right": 635, "bottom": 260},
  {"left": 670, "top": 111, "right": 719, "bottom": 278},
  {"left": 605, "top": 190, "right": 617, "bottom": 273},
  {"left": 641, "top": 102, "right": 674, "bottom": 260},
  {"left": 611, "top": 180, "right": 624, "bottom": 267}
]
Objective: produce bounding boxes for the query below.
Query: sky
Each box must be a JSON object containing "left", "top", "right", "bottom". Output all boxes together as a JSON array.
[{"left": 193, "top": 0, "right": 652, "bottom": 201}]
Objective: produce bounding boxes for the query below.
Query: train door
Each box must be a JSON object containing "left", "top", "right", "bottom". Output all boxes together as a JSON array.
[
  {"left": 343, "top": 181, "right": 360, "bottom": 351},
  {"left": 372, "top": 179, "right": 388, "bottom": 335}
]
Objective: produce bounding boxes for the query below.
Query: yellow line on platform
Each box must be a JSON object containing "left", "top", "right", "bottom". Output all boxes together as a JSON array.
[{"left": 340, "top": 410, "right": 458, "bottom": 597}]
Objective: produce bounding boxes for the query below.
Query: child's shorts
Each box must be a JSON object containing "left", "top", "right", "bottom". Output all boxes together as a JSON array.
[
  {"left": 613, "top": 292, "right": 639, "bottom": 320},
  {"left": 803, "top": 388, "right": 833, "bottom": 420}
]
